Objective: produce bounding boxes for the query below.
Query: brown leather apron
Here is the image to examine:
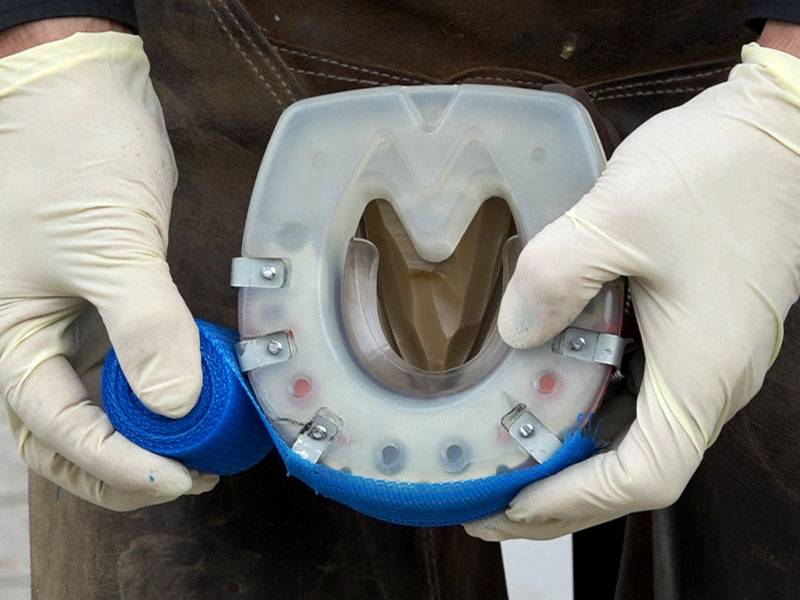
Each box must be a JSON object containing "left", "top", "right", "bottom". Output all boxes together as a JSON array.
[{"left": 29, "top": 2, "right": 800, "bottom": 599}]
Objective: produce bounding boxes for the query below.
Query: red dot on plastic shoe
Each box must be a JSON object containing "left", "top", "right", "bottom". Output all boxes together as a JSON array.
[
  {"left": 291, "top": 376, "right": 312, "bottom": 399},
  {"left": 536, "top": 371, "right": 558, "bottom": 394}
]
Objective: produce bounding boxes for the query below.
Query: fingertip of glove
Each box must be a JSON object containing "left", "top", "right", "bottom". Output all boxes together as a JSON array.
[
  {"left": 463, "top": 519, "right": 511, "bottom": 542},
  {"left": 138, "top": 370, "right": 202, "bottom": 419},
  {"left": 186, "top": 472, "right": 220, "bottom": 496},
  {"left": 133, "top": 324, "right": 203, "bottom": 419},
  {"left": 104, "top": 294, "right": 202, "bottom": 419},
  {"left": 505, "top": 504, "right": 534, "bottom": 523},
  {"left": 141, "top": 461, "right": 195, "bottom": 498},
  {"left": 497, "top": 287, "right": 545, "bottom": 349},
  {"left": 462, "top": 521, "right": 491, "bottom": 540}
]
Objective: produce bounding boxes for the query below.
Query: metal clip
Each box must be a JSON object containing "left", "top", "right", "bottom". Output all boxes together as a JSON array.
[
  {"left": 501, "top": 404, "right": 562, "bottom": 463},
  {"left": 230, "top": 257, "right": 287, "bottom": 289},
  {"left": 291, "top": 408, "right": 343, "bottom": 463},
  {"left": 236, "top": 332, "right": 293, "bottom": 372},
  {"left": 552, "top": 327, "right": 625, "bottom": 369}
]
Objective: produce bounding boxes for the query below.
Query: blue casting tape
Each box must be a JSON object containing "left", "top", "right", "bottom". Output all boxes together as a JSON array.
[
  {"left": 103, "top": 319, "right": 272, "bottom": 475},
  {"left": 104, "top": 319, "right": 597, "bottom": 525},
  {"left": 253, "top": 408, "right": 597, "bottom": 527}
]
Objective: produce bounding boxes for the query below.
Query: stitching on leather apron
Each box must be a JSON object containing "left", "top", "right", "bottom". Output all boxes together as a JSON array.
[
  {"left": 588, "top": 66, "right": 731, "bottom": 95},
  {"left": 204, "top": 0, "right": 290, "bottom": 108},
  {"left": 459, "top": 75, "right": 548, "bottom": 87},
  {"left": 273, "top": 44, "right": 425, "bottom": 85},
  {"left": 593, "top": 86, "right": 706, "bottom": 101},
  {"left": 290, "top": 67, "right": 387, "bottom": 87},
  {"left": 220, "top": 2, "right": 299, "bottom": 103},
  {"left": 265, "top": 39, "right": 729, "bottom": 107}
]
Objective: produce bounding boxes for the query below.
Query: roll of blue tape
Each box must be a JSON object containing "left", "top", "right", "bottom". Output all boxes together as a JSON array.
[{"left": 103, "top": 319, "right": 272, "bottom": 475}]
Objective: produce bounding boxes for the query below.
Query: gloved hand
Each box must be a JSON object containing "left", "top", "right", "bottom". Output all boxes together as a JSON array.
[
  {"left": 466, "top": 43, "right": 800, "bottom": 540},
  {"left": 0, "top": 32, "right": 218, "bottom": 510}
]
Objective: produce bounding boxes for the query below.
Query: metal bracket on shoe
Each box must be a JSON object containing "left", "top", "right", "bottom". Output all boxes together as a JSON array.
[
  {"left": 501, "top": 404, "right": 562, "bottom": 464},
  {"left": 291, "top": 408, "right": 343, "bottom": 463},
  {"left": 236, "top": 332, "right": 293, "bottom": 372},
  {"left": 230, "top": 257, "right": 287, "bottom": 289},
  {"left": 552, "top": 327, "right": 625, "bottom": 369}
]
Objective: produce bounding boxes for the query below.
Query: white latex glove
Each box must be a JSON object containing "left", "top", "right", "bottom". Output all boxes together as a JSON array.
[
  {"left": 0, "top": 32, "right": 218, "bottom": 510},
  {"left": 466, "top": 43, "right": 800, "bottom": 540}
]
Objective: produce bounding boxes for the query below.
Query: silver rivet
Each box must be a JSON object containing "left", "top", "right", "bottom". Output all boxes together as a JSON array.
[
  {"left": 267, "top": 340, "right": 283, "bottom": 355},
  {"left": 519, "top": 423, "right": 536, "bottom": 438},
  {"left": 569, "top": 336, "right": 586, "bottom": 351},
  {"left": 261, "top": 265, "right": 278, "bottom": 280},
  {"left": 308, "top": 425, "right": 328, "bottom": 440}
]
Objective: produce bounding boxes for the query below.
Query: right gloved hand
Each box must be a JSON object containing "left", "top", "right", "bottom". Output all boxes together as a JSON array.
[
  {"left": 0, "top": 31, "right": 218, "bottom": 510},
  {"left": 465, "top": 41, "right": 800, "bottom": 541}
]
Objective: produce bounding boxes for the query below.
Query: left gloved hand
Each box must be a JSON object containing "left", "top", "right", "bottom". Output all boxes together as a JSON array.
[
  {"left": 0, "top": 31, "right": 217, "bottom": 510},
  {"left": 465, "top": 42, "right": 800, "bottom": 541}
]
